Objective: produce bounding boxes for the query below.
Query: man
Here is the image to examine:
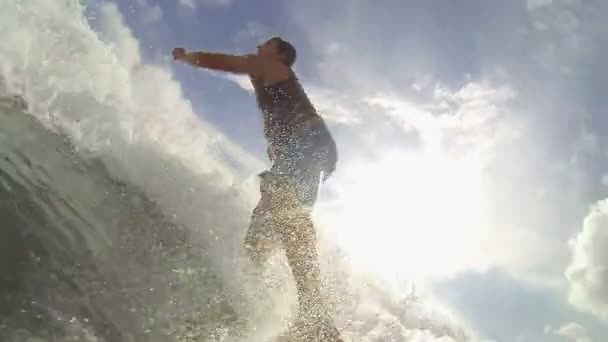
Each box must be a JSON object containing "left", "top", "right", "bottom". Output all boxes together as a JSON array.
[{"left": 172, "top": 37, "right": 340, "bottom": 340}]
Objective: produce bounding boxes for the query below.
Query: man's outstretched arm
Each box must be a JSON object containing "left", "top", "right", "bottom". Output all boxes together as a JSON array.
[{"left": 172, "top": 48, "right": 259, "bottom": 75}]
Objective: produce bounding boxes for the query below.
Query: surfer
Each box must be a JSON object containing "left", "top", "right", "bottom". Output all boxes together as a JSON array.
[{"left": 172, "top": 37, "right": 340, "bottom": 339}]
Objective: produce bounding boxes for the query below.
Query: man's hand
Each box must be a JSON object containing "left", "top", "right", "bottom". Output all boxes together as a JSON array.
[{"left": 172, "top": 48, "right": 187, "bottom": 61}]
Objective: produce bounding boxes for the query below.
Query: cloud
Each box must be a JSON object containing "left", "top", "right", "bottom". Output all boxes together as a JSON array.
[
  {"left": 566, "top": 199, "right": 608, "bottom": 321},
  {"left": 141, "top": 5, "right": 162, "bottom": 24},
  {"left": 545, "top": 322, "right": 593, "bottom": 342},
  {"left": 134, "top": 0, "right": 163, "bottom": 24},
  {"left": 221, "top": 74, "right": 253, "bottom": 93},
  {"left": 362, "top": 79, "right": 517, "bottom": 157},
  {"left": 602, "top": 174, "right": 608, "bottom": 187},
  {"left": 527, "top": 0, "right": 554, "bottom": 11},
  {"left": 233, "top": 21, "right": 273, "bottom": 48},
  {"left": 178, "top": 0, "right": 197, "bottom": 10},
  {"left": 178, "top": 0, "right": 232, "bottom": 10},
  {"left": 201, "top": 0, "right": 232, "bottom": 6}
]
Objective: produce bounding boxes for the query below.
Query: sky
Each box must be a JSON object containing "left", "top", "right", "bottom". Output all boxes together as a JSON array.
[{"left": 80, "top": 0, "right": 608, "bottom": 341}]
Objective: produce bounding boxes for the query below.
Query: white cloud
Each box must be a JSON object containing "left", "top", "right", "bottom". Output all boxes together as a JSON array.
[
  {"left": 566, "top": 199, "right": 608, "bottom": 321},
  {"left": 222, "top": 73, "right": 253, "bottom": 93},
  {"left": 134, "top": 0, "right": 163, "bottom": 24},
  {"left": 364, "top": 80, "right": 518, "bottom": 157},
  {"left": 141, "top": 5, "right": 162, "bottom": 24},
  {"left": 178, "top": 0, "right": 232, "bottom": 10},
  {"left": 179, "top": 0, "right": 197, "bottom": 10},
  {"left": 527, "top": 0, "right": 554, "bottom": 11},
  {"left": 233, "top": 21, "right": 273, "bottom": 47},
  {"left": 545, "top": 322, "right": 593, "bottom": 342},
  {"left": 202, "top": 0, "right": 232, "bottom": 6}
]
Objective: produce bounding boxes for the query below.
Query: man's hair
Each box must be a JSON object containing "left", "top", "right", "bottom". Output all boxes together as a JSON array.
[{"left": 272, "top": 37, "right": 297, "bottom": 67}]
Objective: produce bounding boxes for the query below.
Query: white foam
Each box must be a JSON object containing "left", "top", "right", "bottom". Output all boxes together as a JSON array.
[{"left": 0, "top": 0, "right": 267, "bottom": 267}]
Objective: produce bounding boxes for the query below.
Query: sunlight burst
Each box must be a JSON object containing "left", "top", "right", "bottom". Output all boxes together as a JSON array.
[{"left": 326, "top": 149, "right": 486, "bottom": 280}]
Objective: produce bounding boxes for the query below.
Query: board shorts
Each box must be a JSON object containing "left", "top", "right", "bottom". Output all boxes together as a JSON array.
[
  {"left": 267, "top": 116, "right": 336, "bottom": 208},
  {"left": 244, "top": 118, "right": 335, "bottom": 263}
]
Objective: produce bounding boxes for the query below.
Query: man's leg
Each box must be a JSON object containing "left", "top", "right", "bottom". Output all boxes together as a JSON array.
[
  {"left": 274, "top": 205, "right": 342, "bottom": 341},
  {"left": 278, "top": 209, "right": 324, "bottom": 320},
  {"left": 267, "top": 138, "right": 342, "bottom": 339},
  {"left": 256, "top": 168, "right": 325, "bottom": 315},
  {"left": 266, "top": 173, "right": 337, "bottom": 322}
]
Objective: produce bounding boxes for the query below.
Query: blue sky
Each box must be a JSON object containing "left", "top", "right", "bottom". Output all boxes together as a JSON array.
[{"left": 86, "top": 1, "right": 608, "bottom": 341}]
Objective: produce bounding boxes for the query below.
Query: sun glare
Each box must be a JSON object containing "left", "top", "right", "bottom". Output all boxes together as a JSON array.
[{"left": 326, "top": 149, "right": 486, "bottom": 280}]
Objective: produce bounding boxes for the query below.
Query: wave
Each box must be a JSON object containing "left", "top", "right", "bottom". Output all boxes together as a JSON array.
[{"left": 0, "top": 98, "right": 255, "bottom": 341}]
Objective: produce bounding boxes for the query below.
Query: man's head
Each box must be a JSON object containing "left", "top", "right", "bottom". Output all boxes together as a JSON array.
[{"left": 257, "top": 37, "right": 297, "bottom": 67}]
